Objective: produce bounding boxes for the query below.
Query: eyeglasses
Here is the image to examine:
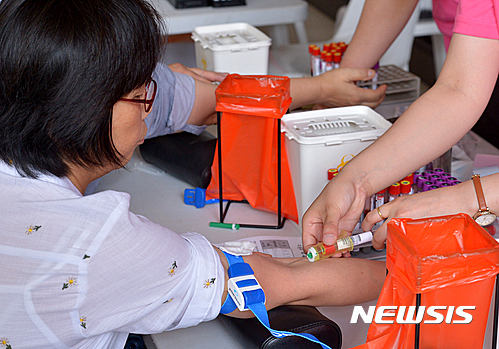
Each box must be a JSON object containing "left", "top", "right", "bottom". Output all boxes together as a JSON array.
[{"left": 119, "top": 79, "right": 157, "bottom": 112}]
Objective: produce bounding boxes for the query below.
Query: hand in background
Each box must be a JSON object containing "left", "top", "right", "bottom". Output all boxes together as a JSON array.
[
  {"left": 168, "top": 63, "right": 227, "bottom": 83},
  {"left": 314, "top": 68, "right": 387, "bottom": 109}
]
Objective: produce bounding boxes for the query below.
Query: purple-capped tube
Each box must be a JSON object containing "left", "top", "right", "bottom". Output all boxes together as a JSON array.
[
  {"left": 433, "top": 168, "right": 444, "bottom": 174},
  {"left": 440, "top": 182, "right": 451, "bottom": 188},
  {"left": 430, "top": 185, "right": 440, "bottom": 190},
  {"left": 435, "top": 178, "right": 447, "bottom": 187},
  {"left": 413, "top": 171, "right": 423, "bottom": 193},
  {"left": 447, "top": 176, "right": 457, "bottom": 182},
  {"left": 417, "top": 175, "right": 429, "bottom": 190},
  {"left": 440, "top": 172, "right": 451, "bottom": 180},
  {"left": 451, "top": 180, "right": 462, "bottom": 186},
  {"left": 424, "top": 170, "right": 434, "bottom": 177},
  {"left": 422, "top": 181, "right": 434, "bottom": 192},
  {"left": 429, "top": 174, "right": 441, "bottom": 183}
]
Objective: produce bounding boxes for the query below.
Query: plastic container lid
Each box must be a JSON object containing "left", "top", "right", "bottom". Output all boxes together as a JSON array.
[
  {"left": 191, "top": 23, "right": 271, "bottom": 52},
  {"left": 281, "top": 106, "right": 392, "bottom": 146}
]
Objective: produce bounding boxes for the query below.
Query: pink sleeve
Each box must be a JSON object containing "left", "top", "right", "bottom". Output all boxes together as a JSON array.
[{"left": 453, "top": 0, "right": 499, "bottom": 40}]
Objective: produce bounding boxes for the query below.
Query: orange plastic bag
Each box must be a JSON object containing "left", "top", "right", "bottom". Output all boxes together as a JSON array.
[
  {"left": 353, "top": 213, "right": 499, "bottom": 349},
  {"left": 206, "top": 74, "right": 298, "bottom": 223}
]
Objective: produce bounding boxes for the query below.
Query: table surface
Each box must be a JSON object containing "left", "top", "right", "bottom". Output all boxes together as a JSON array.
[
  {"left": 95, "top": 131, "right": 499, "bottom": 349},
  {"left": 146, "top": 0, "right": 308, "bottom": 35}
]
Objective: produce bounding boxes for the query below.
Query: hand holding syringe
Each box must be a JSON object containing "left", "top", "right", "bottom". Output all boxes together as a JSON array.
[{"left": 307, "top": 231, "right": 373, "bottom": 262}]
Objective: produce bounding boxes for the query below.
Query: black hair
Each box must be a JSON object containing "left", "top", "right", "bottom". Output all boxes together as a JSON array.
[{"left": 0, "top": 0, "right": 164, "bottom": 178}]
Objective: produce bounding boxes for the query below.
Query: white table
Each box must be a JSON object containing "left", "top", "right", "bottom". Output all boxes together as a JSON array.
[{"left": 146, "top": 0, "right": 309, "bottom": 47}]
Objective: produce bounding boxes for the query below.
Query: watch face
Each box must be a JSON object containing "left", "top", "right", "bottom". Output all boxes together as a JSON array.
[{"left": 475, "top": 212, "right": 497, "bottom": 226}]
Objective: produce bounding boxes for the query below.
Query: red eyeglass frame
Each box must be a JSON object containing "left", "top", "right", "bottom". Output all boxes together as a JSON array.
[{"left": 119, "top": 79, "right": 157, "bottom": 112}]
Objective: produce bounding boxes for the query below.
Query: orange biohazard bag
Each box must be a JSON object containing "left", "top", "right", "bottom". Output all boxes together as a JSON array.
[
  {"left": 352, "top": 213, "right": 499, "bottom": 349},
  {"left": 206, "top": 74, "right": 298, "bottom": 224}
]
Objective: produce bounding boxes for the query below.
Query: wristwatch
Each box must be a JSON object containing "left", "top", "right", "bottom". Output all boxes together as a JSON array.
[{"left": 471, "top": 174, "right": 496, "bottom": 226}]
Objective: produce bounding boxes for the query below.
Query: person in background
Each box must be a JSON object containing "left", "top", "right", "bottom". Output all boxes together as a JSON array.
[
  {"left": 301, "top": 0, "right": 499, "bottom": 252},
  {"left": 0, "top": 1, "right": 385, "bottom": 348},
  {"left": 149, "top": 61, "right": 386, "bottom": 139}
]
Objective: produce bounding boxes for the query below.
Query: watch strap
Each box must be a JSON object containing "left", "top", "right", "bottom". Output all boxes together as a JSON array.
[{"left": 472, "top": 174, "right": 488, "bottom": 211}]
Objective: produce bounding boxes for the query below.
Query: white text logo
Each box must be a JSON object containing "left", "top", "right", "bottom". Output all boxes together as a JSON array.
[{"left": 350, "top": 306, "right": 475, "bottom": 324}]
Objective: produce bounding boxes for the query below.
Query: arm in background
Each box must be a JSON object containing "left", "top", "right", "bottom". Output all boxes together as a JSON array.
[
  {"left": 302, "top": 33, "right": 499, "bottom": 251},
  {"left": 340, "top": 0, "right": 419, "bottom": 69},
  {"left": 178, "top": 64, "right": 387, "bottom": 128}
]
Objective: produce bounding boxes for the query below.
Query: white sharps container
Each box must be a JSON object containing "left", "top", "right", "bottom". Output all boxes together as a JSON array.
[{"left": 281, "top": 106, "right": 392, "bottom": 225}]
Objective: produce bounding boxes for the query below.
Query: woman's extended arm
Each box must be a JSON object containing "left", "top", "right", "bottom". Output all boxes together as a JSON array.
[
  {"left": 302, "top": 33, "right": 499, "bottom": 251},
  {"left": 214, "top": 248, "right": 385, "bottom": 319}
]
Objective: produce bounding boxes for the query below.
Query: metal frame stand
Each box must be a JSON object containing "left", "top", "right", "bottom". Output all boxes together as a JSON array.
[
  {"left": 385, "top": 269, "right": 499, "bottom": 348},
  {"left": 216, "top": 111, "right": 286, "bottom": 229}
]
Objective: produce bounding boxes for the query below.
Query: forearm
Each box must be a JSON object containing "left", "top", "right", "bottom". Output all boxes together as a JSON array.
[
  {"left": 289, "top": 76, "right": 323, "bottom": 109},
  {"left": 340, "top": 0, "right": 418, "bottom": 69},
  {"left": 340, "top": 34, "right": 499, "bottom": 196},
  {"left": 216, "top": 248, "right": 385, "bottom": 319}
]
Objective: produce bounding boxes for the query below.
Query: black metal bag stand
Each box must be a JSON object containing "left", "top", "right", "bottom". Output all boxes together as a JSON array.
[
  {"left": 413, "top": 273, "right": 499, "bottom": 349},
  {"left": 216, "top": 111, "right": 286, "bottom": 229}
]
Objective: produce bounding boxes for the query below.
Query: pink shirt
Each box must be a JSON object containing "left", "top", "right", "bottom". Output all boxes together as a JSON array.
[{"left": 432, "top": 0, "right": 499, "bottom": 51}]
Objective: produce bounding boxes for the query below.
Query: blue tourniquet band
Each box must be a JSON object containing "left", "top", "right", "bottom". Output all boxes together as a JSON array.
[{"left": 219, "top": 251, "right": 332, "bottom": 349}]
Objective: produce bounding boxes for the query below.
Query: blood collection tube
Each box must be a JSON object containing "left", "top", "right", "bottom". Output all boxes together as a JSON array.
[
  {"left": 388, "top": 182, "right": 400, "bottom": 201},
  {"left": 371, "top": 62, "right": 379, "bottom": 90},
  {"left": 440, "top": 172, "right": 451, "bottom": 180},
  {"left": 413, "top": 171, "right": 422, "bottom": 192},
  {"left": 323, "top": 43, "right": 332, "bottom": 52},
  {"left": 309, "top": 44, "right": 317, "bottom": 76},
  {"left": 327, "top": 168, "right": 338, "bottom": 180},
  {"left": 399, "top": 180, "right": 412, "bottom": 195},
  {"left": 430, "top": 185, "right": 440, "bottom": 190},
  {"left": 324, "top": 52, "right": 334, "bottom": 72},
  {"left": 429, "top": 174, "right": 441, "bottom": 183},
  {"left": 403, "top": 173, "right": 414, "bottom": 185},
  {"left": 416, "top": 175, "right": 429, "bottom": 192},
  {"left": 320, "top": 50, "right": 328, "bottom": 74},
  {"left": 451, "top": 180, "right": 462, "bottom": 186},
  {"left": 371, "top": 188, "right": 386, "bottom": 211},
  {"left": 312, "top": 46, "right": 321, "bottom": 77},
  {"left": 422, "top": 181, "right": 434, "bottom": 192},
  {"left": 333, "top": 52, "right": 342, "bottom": 69},
  {"left": 433, "top": 168, "right": 444, "bottom": 175},
  {"left": 435, "top": 178, "right": 447, "bottom": 187},
  {"left": 439, "top": 182, "right": 451, "bottom": 188},
  {"left": 307, "top": 231, "right": 373, "bottom": 262},
  {"left": 424, "top": 169, "right": 434, "bottom": 177}
]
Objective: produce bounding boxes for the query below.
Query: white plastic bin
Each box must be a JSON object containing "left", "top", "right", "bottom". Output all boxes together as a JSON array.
[
  {"left": 191, "top": 23, "right": 271, "bottom": 75},
  {"left": 281, "top": 106, "right": 392, "bottom": 224}
]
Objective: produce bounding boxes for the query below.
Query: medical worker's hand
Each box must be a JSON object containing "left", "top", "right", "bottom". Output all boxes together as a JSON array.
[
  {"left": 301, "top": 169, "right": 371, "bottom": 253},
  {"left": 361, "top": 180, "right": 482, "bottom": 249},
  {"left": 168, "top": 63, "right": 227, "bottom": 83}
]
